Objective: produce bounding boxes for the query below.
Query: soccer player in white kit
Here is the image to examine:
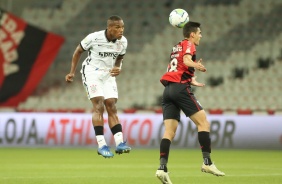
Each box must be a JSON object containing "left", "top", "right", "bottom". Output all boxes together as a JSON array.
[{"left": 65, "top": 15, "right": 131, "bottom": 158}]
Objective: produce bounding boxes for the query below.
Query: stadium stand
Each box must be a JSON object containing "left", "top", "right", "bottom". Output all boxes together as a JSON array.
[{"left": 1, "top": 0, "right": 281, "bottom": 114}]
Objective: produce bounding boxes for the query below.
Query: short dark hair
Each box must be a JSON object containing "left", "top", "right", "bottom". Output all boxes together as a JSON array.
[
  {"left": 107, "top": 15, "right": 123, "bottom": 26},
  {"left": 108, "top": 15, "right": 122, "bottom": 21},
  {"left": 183, "top": 21, "right": 201, "bottom": 38}
]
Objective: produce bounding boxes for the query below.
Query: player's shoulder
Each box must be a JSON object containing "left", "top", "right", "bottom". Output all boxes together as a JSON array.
[
  {"left": 181, "top": 39, "right": 194, "bottom": 47},
  {"left": 117, "top": 35, "right": 127, "bottom": 44},
  {"left": 181, "top": 39, "right": 190, "bottom": 44},
  {"left": 86, "top": 30, "right": 105, "bottom": 40}
]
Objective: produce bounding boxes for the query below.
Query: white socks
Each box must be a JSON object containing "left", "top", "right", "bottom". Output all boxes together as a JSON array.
[
  {"left": 114, "top": 132, "right": 123, "bottom": 146},
  {"left": 96, "top": 132, "right": 124, "bottom": 147},
  {"left": 96, "top": 135, "right": 107, "bottom": 148}
]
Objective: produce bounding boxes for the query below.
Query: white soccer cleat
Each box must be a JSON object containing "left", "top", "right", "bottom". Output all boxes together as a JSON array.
[
  {"left": 201, "top": 163, "right": 225, "bottom": 176},
  {"left": 155, "top": 170, "right": 173, "bottom": 184}
]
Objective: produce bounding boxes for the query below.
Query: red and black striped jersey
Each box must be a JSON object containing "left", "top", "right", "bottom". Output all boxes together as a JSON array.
[{"left": 160, "top": 39, "right": 196, "bottom": 85}]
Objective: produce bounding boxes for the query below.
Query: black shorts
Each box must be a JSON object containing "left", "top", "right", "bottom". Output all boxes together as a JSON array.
[{"left": 162, "top": 82, "right": 203, "bottom": 121}]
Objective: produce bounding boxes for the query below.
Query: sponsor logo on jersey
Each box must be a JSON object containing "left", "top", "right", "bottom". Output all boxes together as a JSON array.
[
  {"left": 98, "top": 52, "right": 119, "bottom": 59},
  {"left": 171, "top": 54, "right": 179, "bottom": 58},
  {"left": 172, "top": 45, "right": 182, "bottom": 52}
]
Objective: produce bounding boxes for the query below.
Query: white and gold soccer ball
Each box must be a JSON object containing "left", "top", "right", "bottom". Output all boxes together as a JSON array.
[{"left": 169, "top": 8, "right": 189, "bottom": 28}]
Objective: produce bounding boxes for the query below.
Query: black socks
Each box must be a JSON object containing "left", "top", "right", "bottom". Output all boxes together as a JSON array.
[
  {"left": 94, "top": 126, "right": 103, "bottom": 136},
  {"left": 159, "top": 138, "right": 171, "bottom": 172},
  {"left": 198, "top": 131, "right": 212, "bottom": 165},
  {"left": 111, "top": 124, "right": 122, "bottom": 135}
]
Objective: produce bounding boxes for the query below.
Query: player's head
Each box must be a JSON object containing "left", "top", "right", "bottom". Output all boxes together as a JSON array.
[
  {"left": 107, "top": 15, "right": 124, "bottom": 40},
  {"left": 183, "top": 21, "right": 202, "bottom": 46}
]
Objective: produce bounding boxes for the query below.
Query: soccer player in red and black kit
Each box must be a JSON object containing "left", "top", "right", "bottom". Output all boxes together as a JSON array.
[{"left": 155, "top": 21, "right": 225, "bottom": 184}]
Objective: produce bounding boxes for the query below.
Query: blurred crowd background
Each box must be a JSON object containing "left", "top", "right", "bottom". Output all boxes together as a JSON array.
[{"left": 1, "top": 0, "right": 282, "bottom": 114}]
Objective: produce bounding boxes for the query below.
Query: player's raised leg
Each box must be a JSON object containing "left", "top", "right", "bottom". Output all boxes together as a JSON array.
[{"left": 91, "top": 97, "right": 114, "bottom": 158}]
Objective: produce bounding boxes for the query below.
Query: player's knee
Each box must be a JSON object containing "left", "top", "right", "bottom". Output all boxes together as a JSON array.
[
  {"left": 104, "top": 100, "right": 117, "bottom": 113},
  {"left": 105, "top": 104, "right": 117, "bottom": 114},
  {"left": 171, "top": 131, "right": 176, "bottom": 139},
  {"left": 93, "top": 102, "right": 105, "bottom": 114},
  {"left": 197, "top": 120, "right": 210, "bottom": 131},
  {"left": 164, "top": 130, "right": 176, "bottom": 140}
]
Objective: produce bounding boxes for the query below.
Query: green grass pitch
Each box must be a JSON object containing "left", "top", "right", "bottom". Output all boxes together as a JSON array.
[{"left": 0, "top": 148, "right": 281, "bottom": 184}]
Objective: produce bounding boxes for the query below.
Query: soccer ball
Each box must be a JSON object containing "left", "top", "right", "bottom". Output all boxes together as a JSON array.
[{"left": 169, "top": 8, "right": 189, "bottom": 28}]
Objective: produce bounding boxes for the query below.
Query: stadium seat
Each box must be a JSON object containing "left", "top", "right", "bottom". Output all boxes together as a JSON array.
[
  {"left": 237, "top": 108, "right": 253, "bottom": 115},
  {"left": 123, "top": 108, "right": 137, "bottom": 114},
  {"left": 209, "top": 109, "right": 224, "bottom": 115}
]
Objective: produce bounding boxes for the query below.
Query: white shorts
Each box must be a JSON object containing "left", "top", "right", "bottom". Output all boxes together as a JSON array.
[{"left": 81, "top": 65, "right": 118, "bottom": 99}]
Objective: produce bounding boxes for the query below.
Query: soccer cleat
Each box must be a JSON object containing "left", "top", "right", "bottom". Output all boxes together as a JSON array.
[
  {"left": 201, "top": 163, "right": 225, "bottom": 176},
  {"left": 97, "top": 145, "right": 114, "bottom": 158},
  {"left": 115, "top": 141, "right": 131, "bottom": 154},
  {"left": 156, "top": 170, "right": 173, "bottom": 184}
]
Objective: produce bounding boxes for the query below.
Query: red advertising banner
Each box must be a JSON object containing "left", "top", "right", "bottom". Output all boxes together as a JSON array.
[{"left": 0, "top": 8, "right": 64, "bottom": 107}]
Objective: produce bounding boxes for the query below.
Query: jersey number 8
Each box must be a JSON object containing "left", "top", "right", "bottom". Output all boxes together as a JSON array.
[{"left": 167, "top": 58, "right": 178, "bottom": 72}]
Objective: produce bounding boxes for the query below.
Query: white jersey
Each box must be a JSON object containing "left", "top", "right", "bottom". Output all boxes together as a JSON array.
[{"left": 80, "top": 30, "right": 127, "bottom": 70}]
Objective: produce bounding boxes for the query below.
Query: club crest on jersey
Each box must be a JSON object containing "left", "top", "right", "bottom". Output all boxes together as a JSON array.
[
  {"left": 116, "top": 42, "right": 122, "bottom": 51},
  {"left": 186, "top": 48, "right": 191, "bottom": 53},
  {"left": 113, "top": 86, "right": 117, "bottom": 92},
  {"left": 90, "top": 84, "right": 97, "bottom": 93},
  {"left": 98, "top": 52, "right": 119, "bottom": 59}
]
